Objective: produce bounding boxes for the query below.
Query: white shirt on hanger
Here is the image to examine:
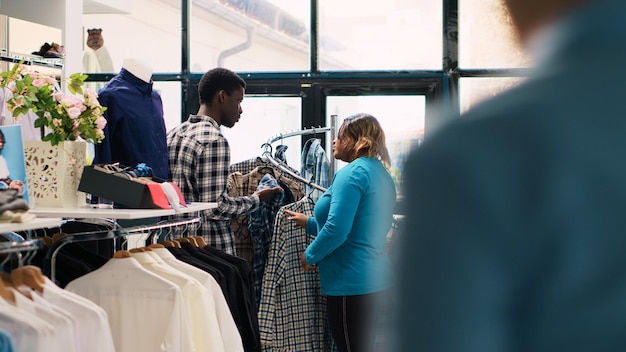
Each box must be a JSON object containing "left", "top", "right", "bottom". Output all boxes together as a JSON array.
[
  {"left": 152, "top": 247, "right": 244, "bottom": 352},
  {"left": 65, "top": 256, "right": 194, "bottom": 352},
  {"left": 132, "top": 250, "right": 226, "bottom": 352},
  {"left": 41, "top": 277, "right": 115, "bottom": 352},
  {"left": 10, "top": 287, "right": 76, "bottom": 352},
  {"left": 0, "top": 295, "right": 54, "bottom": 352}
]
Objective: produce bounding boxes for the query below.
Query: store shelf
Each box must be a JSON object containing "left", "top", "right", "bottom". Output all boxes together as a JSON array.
[
  {"left": 0, "top": 217, "right": 63, "bottom": 233},
  {"left": 29, "top": 202, "right": 217, "bottom": 220}
]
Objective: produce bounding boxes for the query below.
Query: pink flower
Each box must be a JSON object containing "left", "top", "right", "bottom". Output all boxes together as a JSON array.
[
  {"left": 31, "top": 79, "right": 44, "bottom": 88},
  {"left": 53, "top": 91, "right": 64, "bottom": 102},
  {"left": 52, "top": 118, "right": 62, "bottom": 127},
  {"left": 95, "top": 116, "right": 107, "bottom": 129},
  {"left": 68, "top": 107, "right": 81, "bottom": 119}
]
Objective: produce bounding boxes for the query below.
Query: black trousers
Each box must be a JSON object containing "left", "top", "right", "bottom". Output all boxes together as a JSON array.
[{"left": 326, "top": 291, "right": 386, "bottom": 352}]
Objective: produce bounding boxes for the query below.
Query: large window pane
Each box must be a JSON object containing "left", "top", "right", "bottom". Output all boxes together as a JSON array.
[
  {"left": 459, "top": 77, "right": 525, "bottom": 113},
  {"left": 319, "top": 0, "right": 442, "bottom": 70},
  {"left": 221, "top": 96, "right": 302, "bottom": 168},
  {"left": 82, "top": 0, "right": 181, "bottom": 73},
  {"left": 459, "top": 0, "right": 531, "bottom": 68},
  {"left": 191, "top": 0, "right": 310, "bottom": 72},
  {"left": 154, "top": 82, "right": 182, "bottom": 132},
  {"left": 326, "top": 95, "right": 425, "bottom": 196}
]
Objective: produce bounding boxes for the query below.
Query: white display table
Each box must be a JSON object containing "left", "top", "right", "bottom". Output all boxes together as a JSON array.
[
  {"left": 0, "top": 217, "right": 64, "bottom": 234},
  {"left": 29, "top": 202, "right": 217, "bottom": 220}
]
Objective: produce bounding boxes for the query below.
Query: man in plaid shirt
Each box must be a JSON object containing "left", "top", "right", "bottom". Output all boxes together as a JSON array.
[{"left": 167, "top": 68, "right": 281, "bottom": 254}]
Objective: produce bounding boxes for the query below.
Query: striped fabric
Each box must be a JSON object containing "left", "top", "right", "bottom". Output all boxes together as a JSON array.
[
  {"left": 166, "top": 115, "right": 259, "bottom": 254},
  {"left": 258, "top": 197, "right": 335, "bottom": 352}
]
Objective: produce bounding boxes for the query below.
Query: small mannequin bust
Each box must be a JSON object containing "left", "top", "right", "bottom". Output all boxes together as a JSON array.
[
  {"left": 86, "top": 28, "right": 104, "bottom": 50},
  {"left": 122, "top": 58, "right": 153, "bottom": 83}
]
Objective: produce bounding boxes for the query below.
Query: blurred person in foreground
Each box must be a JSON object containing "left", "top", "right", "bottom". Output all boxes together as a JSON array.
[
  {"left": 395, "top": 0, "right": 626, "bottom": 351},
  {"left": 285, "top": 113, "right": 396, "bottom": 352}
]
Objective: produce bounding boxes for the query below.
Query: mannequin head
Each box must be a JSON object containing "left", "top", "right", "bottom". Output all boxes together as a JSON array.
[
  {"left": 86, "top": 28, "right": 104, "bottom": 50},
  {"left": 122, "top": 58, "right": 153, "bottom": 83}
]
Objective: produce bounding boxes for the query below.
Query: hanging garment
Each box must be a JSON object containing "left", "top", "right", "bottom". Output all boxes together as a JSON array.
[
  {"left": 248, "top": 173, "right": 284, "bottom": 306},
  {"left": 178, "top": 242, "right": 261, "bottom": 352},
  {"left": 9, "top": 287, "right": 77, "bottom": 352},
  {"left": 151, "top": 247, "right": 244, "bottom": 352},
  {"left": 258, "top": 197, "right": 335, "bottom": 352},
  {"left": 65, "top": 256, "right": 194, "bottom": 352},
  {"left": 130, "top": 250, "right": 226, "bottom": 352},
  {"left": 0, "top": 328, "right": 15, "bottom": 352},
  {"left": 40, "top": 277, "right": 115, "bottom": 352},
  {"left": 300, "top": 138, "right": 331, "bottom": 202},
  {"left": 230, "top": 157, "right": 301, "bottom": 181},
  {"left": 228, "top": 166, "right": 304, "bottom": 268},
  {"left": 0, "top": 296, "right": 55, "bottom": 352}
]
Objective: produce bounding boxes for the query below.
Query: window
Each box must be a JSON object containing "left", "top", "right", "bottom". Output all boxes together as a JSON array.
[
  {"left": 318, "top": 0, "right": 442, "bottom": 70},
  {"left": 326, "top": 95, "right": 425, "bottom": 195},
  {"left": 220, "top": 96, "right": 302, "bottom": 168},
  {"left": 458, "top": 0, "right": 531, "bottom": 69},
  {"left": 190, "top": 0, "right": 311, "bottom": 72}
]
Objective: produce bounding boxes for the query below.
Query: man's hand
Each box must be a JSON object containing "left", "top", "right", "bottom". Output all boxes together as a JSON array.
[{"left": 255, "top": 186, "right": 282, "bottom": 202}]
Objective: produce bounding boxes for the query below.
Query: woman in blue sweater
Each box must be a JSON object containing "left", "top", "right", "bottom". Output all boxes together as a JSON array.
[{"left": 285, "top": 113, "right": 396, "bottom": 352}]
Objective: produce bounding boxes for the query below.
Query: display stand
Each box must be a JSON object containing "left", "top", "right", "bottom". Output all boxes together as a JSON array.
[
  {"left": 29, "top": 202, "right": 217, "bottom": 220},
  {"left": 0, "top": 217, "right": 63, "bottom": 234},
  {"left": 29, "top": 202, "right": 218, "bottom": 282}
]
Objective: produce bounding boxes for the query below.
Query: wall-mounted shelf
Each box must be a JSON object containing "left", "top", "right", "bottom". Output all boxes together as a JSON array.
[{"left": 0, "top": 49, "right": 63, "bottom": 69}]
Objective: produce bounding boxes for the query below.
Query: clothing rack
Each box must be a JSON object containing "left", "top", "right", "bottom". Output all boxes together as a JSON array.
[
  {"left": 0, "top": 239, "right": 43, "bottom": 268},
  {"left": 262, "top": 126, "right": 333, "bottom": 193},
  {"left": 44, "top": 216, "right": 201, "bottom": 282}
]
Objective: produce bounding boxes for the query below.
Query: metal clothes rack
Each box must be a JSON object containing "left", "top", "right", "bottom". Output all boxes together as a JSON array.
[
  {"left": 0, "top": 239, "right": 43, "bottom": 269},
  {"left": 262, "top": 126, "right": 333, "bottom": 193},
  {"left": 43, "top": 216, "right": 201, "bottom": 282}
]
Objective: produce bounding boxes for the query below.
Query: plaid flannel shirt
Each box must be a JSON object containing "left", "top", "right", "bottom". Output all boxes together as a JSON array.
[
  {"left": 167, "top": 115, "right": 259, "bottom": 254},
  {"left": 258, "top": 197, "right": 336, "bottom": 352}
]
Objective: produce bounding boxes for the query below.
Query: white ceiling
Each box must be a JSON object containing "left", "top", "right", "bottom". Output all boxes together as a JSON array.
[{"left": 83, "top": 0, "right": 132, "bottom": 14}]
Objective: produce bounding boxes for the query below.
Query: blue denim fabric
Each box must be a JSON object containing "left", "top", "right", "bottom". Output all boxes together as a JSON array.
[
  {"left": 300, "top": 138, "right": 331, "bottom": 202},
  {"left": 275, "top": 144, "right": 289, "bottom": 164},
  {"left": 248, "top": 173, "right": 284, "bottom": 305}
]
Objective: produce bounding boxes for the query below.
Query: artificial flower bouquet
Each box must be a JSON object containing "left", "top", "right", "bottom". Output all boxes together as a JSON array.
[{"left": 0, "top": 62, "right": 107, "bottom": 146}]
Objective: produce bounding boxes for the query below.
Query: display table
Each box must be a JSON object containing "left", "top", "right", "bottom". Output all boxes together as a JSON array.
[{"left": 29, "top": 202, "right": 217, "bottom": 220}]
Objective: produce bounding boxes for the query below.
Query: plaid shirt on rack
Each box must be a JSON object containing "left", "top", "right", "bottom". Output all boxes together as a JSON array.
[
  {"left": 166, "top": 114, "right": 259, "bottom": 254},
  {"left": 228, "top": 166, "right": 304, "bottom": 267},
  {"left": 258, "top": 197, "right": 336, "bottom": 352}
]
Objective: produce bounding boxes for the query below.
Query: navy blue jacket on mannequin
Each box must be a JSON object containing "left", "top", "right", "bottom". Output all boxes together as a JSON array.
[{"left": 95, "top": 68, "right": 168, "bottom": 179}]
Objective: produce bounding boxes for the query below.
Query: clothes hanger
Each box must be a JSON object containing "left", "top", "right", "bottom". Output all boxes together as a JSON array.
[
  {"left": 10, "top": 265, "right": 45, "bottom": 294},
  {"left": 112, "top": 250, "right": 132, "bottom": 258},
  {"left": 52, "top": 232, "right": 67, "bottom": 242},
  {"left": 193, "top": 236, "right": 207, "bottom": 247},
  {"left": 147, "top": 243, "right": 165, "bottom": 249},
  {"left": 0, "top": 277, "right": 15, "bottom": 303}
]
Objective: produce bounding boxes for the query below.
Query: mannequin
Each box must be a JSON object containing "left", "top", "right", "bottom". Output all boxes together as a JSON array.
[
  {"left": 94, "top": 58, "right": 168, "bottom": 180},
  {"left": 122, "top": 58, "right": 152, "bottom": 83}
]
